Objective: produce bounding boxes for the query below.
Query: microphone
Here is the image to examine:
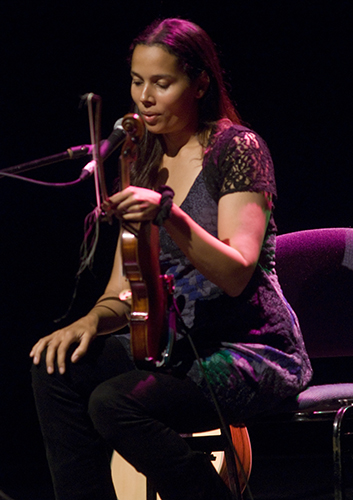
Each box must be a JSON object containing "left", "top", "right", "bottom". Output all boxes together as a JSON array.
[{"left": 79, "top": 118, "right": 126, "bottom": 180}]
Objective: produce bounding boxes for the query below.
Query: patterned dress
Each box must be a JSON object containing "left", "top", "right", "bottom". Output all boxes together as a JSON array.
[{"left": 158, "top": 123, "right": 313, "bottom": 423}]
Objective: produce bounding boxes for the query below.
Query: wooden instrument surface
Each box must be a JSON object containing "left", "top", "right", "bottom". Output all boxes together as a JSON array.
[
  {"left": 119, "top": 114, "right": 173, "bottom": 367},
  {"left": 121, "top": 219, "right": 171, "bottom": 364}
]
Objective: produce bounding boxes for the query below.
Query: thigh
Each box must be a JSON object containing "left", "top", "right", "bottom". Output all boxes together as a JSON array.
[
  {"left": 92, "top": 369, "right": 221, "bottom": 434},
  {"left": 67, "top": 334, "right": 135, "bottom": 394},
  {"left": 32, "top": 334, "right": 136, "bottom": 400}
]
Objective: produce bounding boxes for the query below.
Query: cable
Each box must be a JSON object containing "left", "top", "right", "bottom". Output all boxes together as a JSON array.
[
  {"left": 0, "top": 170, "right": 83, "bottom": 187},
  {"left": 53, "top": 206, "right": 101, "bottom": 323},
  {"left": 185, "top": 332, "right": 254, "bottom": 500}
]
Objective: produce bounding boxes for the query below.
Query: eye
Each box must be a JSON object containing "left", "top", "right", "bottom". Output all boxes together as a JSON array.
[
  {"left": 131, "top": 78, "right": 143, "bottom": 86},
  {"left": 155, "top": 79, "right": 170, "bottom": 89}
]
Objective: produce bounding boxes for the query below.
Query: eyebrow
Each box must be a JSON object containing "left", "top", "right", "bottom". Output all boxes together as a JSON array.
[{"left": 130, "top": 71, "right": 173, "bottom": 79}]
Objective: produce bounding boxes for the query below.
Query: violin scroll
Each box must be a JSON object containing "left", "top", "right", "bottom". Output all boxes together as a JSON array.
[
  {"left": 122, "top": 113, "right": 145, "bottom": 142},
  {"left": 120, "top": 114, "right": 145, "bottom": 190}
]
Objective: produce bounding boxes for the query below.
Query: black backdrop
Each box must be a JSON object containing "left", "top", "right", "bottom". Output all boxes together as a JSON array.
[{"left": 0, "top": 1, "right": 351, "bottom": 498}]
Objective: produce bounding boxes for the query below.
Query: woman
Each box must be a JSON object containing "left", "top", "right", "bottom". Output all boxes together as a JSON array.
[{"left": 30, "top": 18, "right": 312, "bottom": 500}]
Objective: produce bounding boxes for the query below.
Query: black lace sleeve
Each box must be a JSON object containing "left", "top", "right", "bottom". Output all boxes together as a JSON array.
[{"left": 203, "top": 124, "right": 277, "bottom": 202}]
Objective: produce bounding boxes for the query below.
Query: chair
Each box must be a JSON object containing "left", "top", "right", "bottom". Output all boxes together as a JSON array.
[
  {"left": 251, "top": 227, "right": 353, "bottom": 500},
  {"left": 177, "top": 228, "right": 353, "bottom": 500},
  {"left": 113, "top": 227, "right": 353, "bottom": 500}
]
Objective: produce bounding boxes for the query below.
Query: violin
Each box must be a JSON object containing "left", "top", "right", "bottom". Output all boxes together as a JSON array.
[{"left": 119, "top": 114, "right": 174, "bottom": 368}]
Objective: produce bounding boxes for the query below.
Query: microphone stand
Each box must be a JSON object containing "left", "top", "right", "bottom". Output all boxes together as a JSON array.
[{"left": 0, "top": 144, "right": 91, "bottom": 180}]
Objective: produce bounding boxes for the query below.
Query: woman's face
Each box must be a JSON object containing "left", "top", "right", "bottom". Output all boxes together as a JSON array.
[{"left": 130, "top": 45, "right": 202, "bottom": 138}]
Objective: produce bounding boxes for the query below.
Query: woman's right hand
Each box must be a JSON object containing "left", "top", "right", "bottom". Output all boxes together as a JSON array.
[{"left": 30, "top": 313, "right": 99, "bottom": 375}]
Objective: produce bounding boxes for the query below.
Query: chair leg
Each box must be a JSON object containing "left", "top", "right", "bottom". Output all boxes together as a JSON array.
[{"left": 332, "top": 403, "right": 353, "bottom": 500}]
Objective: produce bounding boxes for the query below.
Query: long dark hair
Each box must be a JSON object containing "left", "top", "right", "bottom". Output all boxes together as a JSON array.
[{"left": 129, "top": 18, "right": 241, "bottom": 187}]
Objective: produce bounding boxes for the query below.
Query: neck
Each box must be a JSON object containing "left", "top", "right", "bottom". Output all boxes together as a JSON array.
[{"left": 162, "top": 130, "right": 200, "bottom": 157}]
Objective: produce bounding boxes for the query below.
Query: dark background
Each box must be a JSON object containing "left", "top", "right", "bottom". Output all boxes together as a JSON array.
[{"left": 0, "top": 1, "right": 352, "bottom": 499}]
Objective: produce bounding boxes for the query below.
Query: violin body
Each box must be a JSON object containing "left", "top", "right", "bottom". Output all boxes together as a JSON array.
[
  {"left": 121, "top": 220, "right": 174, "bottom": 366},
  {"left": 120, "top": 115, "right": 174, "bottom": 367}
]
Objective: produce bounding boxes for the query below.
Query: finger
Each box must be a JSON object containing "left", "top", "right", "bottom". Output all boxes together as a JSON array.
[
  {"left": 122, "top": 204, "right": 158, "bottom": 222},
  {"left": 30, "top": 337, "right": 51, "bottom": 365},
  {"left": 71, "top": 335, "right": 92, "bottom": 363},
  {"left": 55, "top": 344, "right": 69, "bottom": 375},
  {"left": 55, "top": 332, "right": 79, "bottom": 374},
  {"left": 102, "top": 199, "right": 127, "bottom": 219},
  {"left": 102, "top": 198, "right": 116, "bottom": 212},
  {"left": 45, "top": 338, "right": 61, "bottom": 374},
  {"left": 103, "top": 190, "right": 130, "bottom": 209},
  {"left": 121, "top": 211, "right": 144, "bottom": 222},
  {"left": 29, "top": 343, "right": 39, "bottom": 360}
]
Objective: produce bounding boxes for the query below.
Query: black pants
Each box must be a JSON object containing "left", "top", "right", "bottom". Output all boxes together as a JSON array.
[{"left": 31, "top": 335, "right": 234, "bottom": 500}]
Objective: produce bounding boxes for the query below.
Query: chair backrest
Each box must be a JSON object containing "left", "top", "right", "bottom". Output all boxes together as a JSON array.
[{"left": 275, "top": 228, "right": 353, "bottom": 358}]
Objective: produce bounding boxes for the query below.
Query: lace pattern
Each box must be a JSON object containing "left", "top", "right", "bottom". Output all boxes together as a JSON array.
[{"left": 203, "top": 124, "right": 277, "bottom": 202}]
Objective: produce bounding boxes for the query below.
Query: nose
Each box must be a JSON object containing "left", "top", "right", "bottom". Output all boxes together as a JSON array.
[{"left": 140, "top": 83, "right": 155, "bottom": 107}]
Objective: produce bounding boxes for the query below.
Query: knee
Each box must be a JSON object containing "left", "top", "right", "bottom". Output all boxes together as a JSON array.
[
  {"left": 88, "top": 375, "right": 140, "bottom": 442},
  {"left": 31, "top": 343, "right": 77, "bottom": 389},
  {"left": 88, "top": 381, "right": 121, "bottom": 440},
  {"left": 88, "top": 384, "right": 107, "bottom": 422},
  {"left": 31, "top": 348, "right": 52, "bottom": 393}
]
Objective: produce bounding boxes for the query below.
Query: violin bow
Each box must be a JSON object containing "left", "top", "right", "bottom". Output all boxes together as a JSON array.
[
  {"left": 75, "top": 93, "right": 111, "bottom": 277},
  {"left": 85, "top": 93, "right": 110, "bottom": 216}
]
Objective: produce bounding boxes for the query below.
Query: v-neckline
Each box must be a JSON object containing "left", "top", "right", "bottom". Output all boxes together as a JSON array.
[{"left": 179, "top": 169, "right": 203, "bottom": 209}]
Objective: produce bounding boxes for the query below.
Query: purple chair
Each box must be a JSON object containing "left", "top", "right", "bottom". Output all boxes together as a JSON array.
[
  {"left": 148, "top": 228, "right": 353, "bottom": 500},
  {"left": 272, "top": 227, "right": 353, "bottom": 500}
]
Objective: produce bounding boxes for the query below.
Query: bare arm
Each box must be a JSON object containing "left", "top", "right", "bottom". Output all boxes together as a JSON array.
[
  {"left": 104, "top": 187, "right": 271, "bottom": 297},
  {"left": 164, "top": 191, "right": 271, "bottom": 296},
  {"left": 90, "top": 234, "right": 131, "bottom": 333}
]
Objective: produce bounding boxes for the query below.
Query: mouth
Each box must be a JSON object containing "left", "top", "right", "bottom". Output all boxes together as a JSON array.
[{"left": 141, "top": 112, "right": 160, "bottom": 125}]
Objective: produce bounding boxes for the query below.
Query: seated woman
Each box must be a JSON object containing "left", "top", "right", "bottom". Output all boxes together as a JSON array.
[{"left": 30, "top": 18, "right": 312, "bottom": 500}]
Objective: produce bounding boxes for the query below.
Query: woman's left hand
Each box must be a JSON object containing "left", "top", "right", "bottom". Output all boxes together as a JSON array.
[{"left": 102, "top": 186, "right": 162, "bottom": 222}]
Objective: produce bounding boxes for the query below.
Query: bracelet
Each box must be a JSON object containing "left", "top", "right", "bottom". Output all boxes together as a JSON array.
[{"left": 152, "top": 185, "right": 175, "bottom": 226}]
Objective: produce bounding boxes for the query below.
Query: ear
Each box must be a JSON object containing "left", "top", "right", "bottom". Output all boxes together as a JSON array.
[{"left": 196, "top": 71, "right": 210, "bottom": 99}]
